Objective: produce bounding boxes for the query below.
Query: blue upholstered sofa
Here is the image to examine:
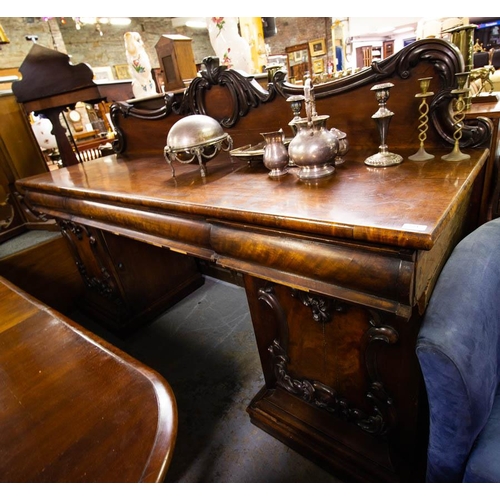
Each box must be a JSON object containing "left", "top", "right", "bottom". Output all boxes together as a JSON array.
[{"left": 416, "top": 218, "right": 500, "bottom": 482}]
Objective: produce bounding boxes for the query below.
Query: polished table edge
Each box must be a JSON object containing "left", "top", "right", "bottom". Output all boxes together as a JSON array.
[{"left": 0, "top": 275, "right": 177, "bottom": 482}]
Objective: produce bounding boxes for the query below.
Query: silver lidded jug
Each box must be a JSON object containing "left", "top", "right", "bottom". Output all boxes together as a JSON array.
[{"left": 287, "top": 77, "right": 338, "bottom": 180}]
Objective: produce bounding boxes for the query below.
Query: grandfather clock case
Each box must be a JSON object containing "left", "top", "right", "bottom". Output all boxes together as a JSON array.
[{"left": 155, "top": 34, "right": 198, "bottom": 91}]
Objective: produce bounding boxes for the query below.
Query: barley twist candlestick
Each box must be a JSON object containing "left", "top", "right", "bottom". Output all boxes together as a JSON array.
[
  {"left": 365, "top": 82, "right": 403, "bottom": 167},
  {"left": 442, "top": 72, "right": 471, "bottom": 162},
  {"left": 409, "top": 77, "right": 434, "bottom": 161}
]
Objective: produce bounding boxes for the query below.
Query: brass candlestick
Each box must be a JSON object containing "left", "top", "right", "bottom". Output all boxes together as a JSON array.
[
  {"left": 442, "top": 72, "right": 471, "bottom": 162},
  {"left": 455, "top": 71, "right": 470, "bottom": 94},
  {"left": 365, "top": 82, "right": 403, "bottom": 167},
  {"left": 409, "top": 77, "right": 434, "bottom": 161}
]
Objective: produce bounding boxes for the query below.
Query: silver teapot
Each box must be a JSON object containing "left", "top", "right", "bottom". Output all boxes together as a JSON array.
[{"left": 287, "top": 78, "right": 338, "bottom": 180}]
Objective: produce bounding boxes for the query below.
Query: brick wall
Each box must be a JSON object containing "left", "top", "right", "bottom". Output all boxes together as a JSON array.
[
  {"left": 0, "top": 17, "right": 215, "bottom": 76},
  {"left": 267, "top": 17, "right": 332, "bottom": 58},
  {"left": 0, "top": 17, "right": 332, "bottom": 75}
]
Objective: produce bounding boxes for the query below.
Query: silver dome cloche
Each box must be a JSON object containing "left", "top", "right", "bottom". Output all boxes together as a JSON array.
[{"left": 164, "top": 115, "right": 233, "bottom": 178}]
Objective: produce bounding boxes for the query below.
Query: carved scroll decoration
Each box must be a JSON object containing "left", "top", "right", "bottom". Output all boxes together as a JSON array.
[
  {"left": 109, "top": 39, "right": 491, "bottom": 157},
  {"left": 58, "top": 220, "right": 122, "bottom": 302},
  {"left": 181, "top": 56, "right": 278, "bottom": 128},
  {"left": 110, "top": 93, "right": 177, "bottom": 154},
  {"left": 14, "top": 192, "right": 52, "bottom": 225},
  {"left": 359, "top": 309, "right": 399, "bottom": 434},
  {"left": 0, "top": 195, "right": 14, "bottom": 230},
  {"left": 258, "top": 284, "right": 398, "bottom": 436}
]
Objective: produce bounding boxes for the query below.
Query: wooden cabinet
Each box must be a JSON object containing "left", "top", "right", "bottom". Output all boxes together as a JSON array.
[
  {"left": 155, "top": 34, "right": 198, "bottom": 91},
  {"left": 0, "top": 92, "right": 50, "bottom": 243},
  {"left": 59, "top": 221, "right": 204, "bottom": 333},
  {"left": 356, "top": 45, "right": 372, "bottom": 68},
  {"left": 383, "top": 40, "right": 395, "bottom": 58},
  {"left": 18, "top": 145, "right": 489, "bottom": 481},
  {"left": 356, "top": 44, "right": 383, "bottom": 68}
]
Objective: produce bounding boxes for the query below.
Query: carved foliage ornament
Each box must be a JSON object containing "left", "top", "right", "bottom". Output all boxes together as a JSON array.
[
  {"left": 58, "top": 220, "right": 122, "bottom": 303},
  {"left": 110, "top": 39, "right": 491, "bottom": 154},
  {"left": 178, "top": 56, "right": 277, "bottom": 128},
  {"left": 258, "top": 284, "right": 398, "bottom": 436}
]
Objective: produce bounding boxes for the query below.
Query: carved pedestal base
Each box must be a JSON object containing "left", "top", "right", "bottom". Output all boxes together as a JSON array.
[{"left": 243, "top": 275, "right": 428, "bottom": 482}]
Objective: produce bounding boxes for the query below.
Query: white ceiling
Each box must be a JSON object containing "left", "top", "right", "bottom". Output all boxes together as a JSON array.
[
  {"left": 346, "top": 17, "right": 421, "bottom": 38},
  {"left": 170, "top": 16, "right": 495, "bottom": 40}
]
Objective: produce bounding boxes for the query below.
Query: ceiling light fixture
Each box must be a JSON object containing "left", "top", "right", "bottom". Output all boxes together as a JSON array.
[
  {"left": 172, "top": 17, "right": 208, "bottom": 29},
  {"left": 108, "top": 18, "right": 132, "bottom": 26},
  {"left": 44, "top": 17, "right": 131, "bottom": 29}
]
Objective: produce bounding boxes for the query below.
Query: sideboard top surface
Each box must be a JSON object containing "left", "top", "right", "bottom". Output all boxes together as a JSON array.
[{"left": 18, "top": 147, "right": 488, "bottom": 251}]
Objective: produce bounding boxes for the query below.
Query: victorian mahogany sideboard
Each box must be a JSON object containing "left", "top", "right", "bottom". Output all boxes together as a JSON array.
[
  {"left": 17, "top": 147, "right": 489, "bottom": 481},
  {"left": 16, "top": 39, "right": 493, "bottom": 482}
]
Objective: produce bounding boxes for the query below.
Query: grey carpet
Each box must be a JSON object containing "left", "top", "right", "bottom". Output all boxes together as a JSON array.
[{"left": 0, "top": 230, "right": 59, "bottom": 258}]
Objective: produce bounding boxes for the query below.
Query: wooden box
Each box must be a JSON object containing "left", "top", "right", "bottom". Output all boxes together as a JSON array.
[{"left": 155, "top": 34, "right": 197, "bottom": 91}]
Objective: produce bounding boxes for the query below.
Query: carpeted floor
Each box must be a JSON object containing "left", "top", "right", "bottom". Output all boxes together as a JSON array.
[{"left": 0, "top": 230, "right": 59, "bottom": 258}]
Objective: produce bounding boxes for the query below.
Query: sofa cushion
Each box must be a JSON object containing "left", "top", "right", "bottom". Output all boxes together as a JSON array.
[
  {"left": 464, "top": 386, "right": 500, "bottom": 482},
  {"left": 491, "top": 49, "right": 500, "bottom": 70}
]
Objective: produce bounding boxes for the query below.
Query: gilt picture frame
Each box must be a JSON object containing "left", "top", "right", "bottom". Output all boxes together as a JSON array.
[
  {"left": 309, "top": 38, "right": 326, "bottom": 57},
  {"left": 312, "top": 58, "right": 325, "bottom": 74},
  {"left": 114, "top": 64, "right": 131, "bottom": 80}
]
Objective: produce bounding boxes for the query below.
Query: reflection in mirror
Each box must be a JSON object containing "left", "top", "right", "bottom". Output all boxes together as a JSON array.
[{"left": 285, "top": 43, "right": 311, "bottom": 85}]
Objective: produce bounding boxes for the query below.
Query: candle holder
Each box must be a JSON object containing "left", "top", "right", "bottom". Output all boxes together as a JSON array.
[
  {"left": 365, "top": 82, "right": 403, "bottom": 167},
  {"left": 409, "top": 77, "right": 434, "bottom": 161},
  {"left": 286, "top": 95, "right": 305, "bottom": 136},
  {"left": 442, "top": 72, "right": 471, "bottom": 162}
]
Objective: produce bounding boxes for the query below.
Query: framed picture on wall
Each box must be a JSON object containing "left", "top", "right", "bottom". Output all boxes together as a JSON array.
[
  {"left": 309, "top": 38, "right": 326, "bottom": 57},
  {"left": 92, "top": 66, "right": 114, "bottom": 82},
  {"left": 293, "top": 50, "right": 304, "bottom": 63},
  {"left": 312, "top": 58, "right": 324, "bottom": 74},
  {"left": 114, "top": 64, "right": 131, "bottom": 80}
]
